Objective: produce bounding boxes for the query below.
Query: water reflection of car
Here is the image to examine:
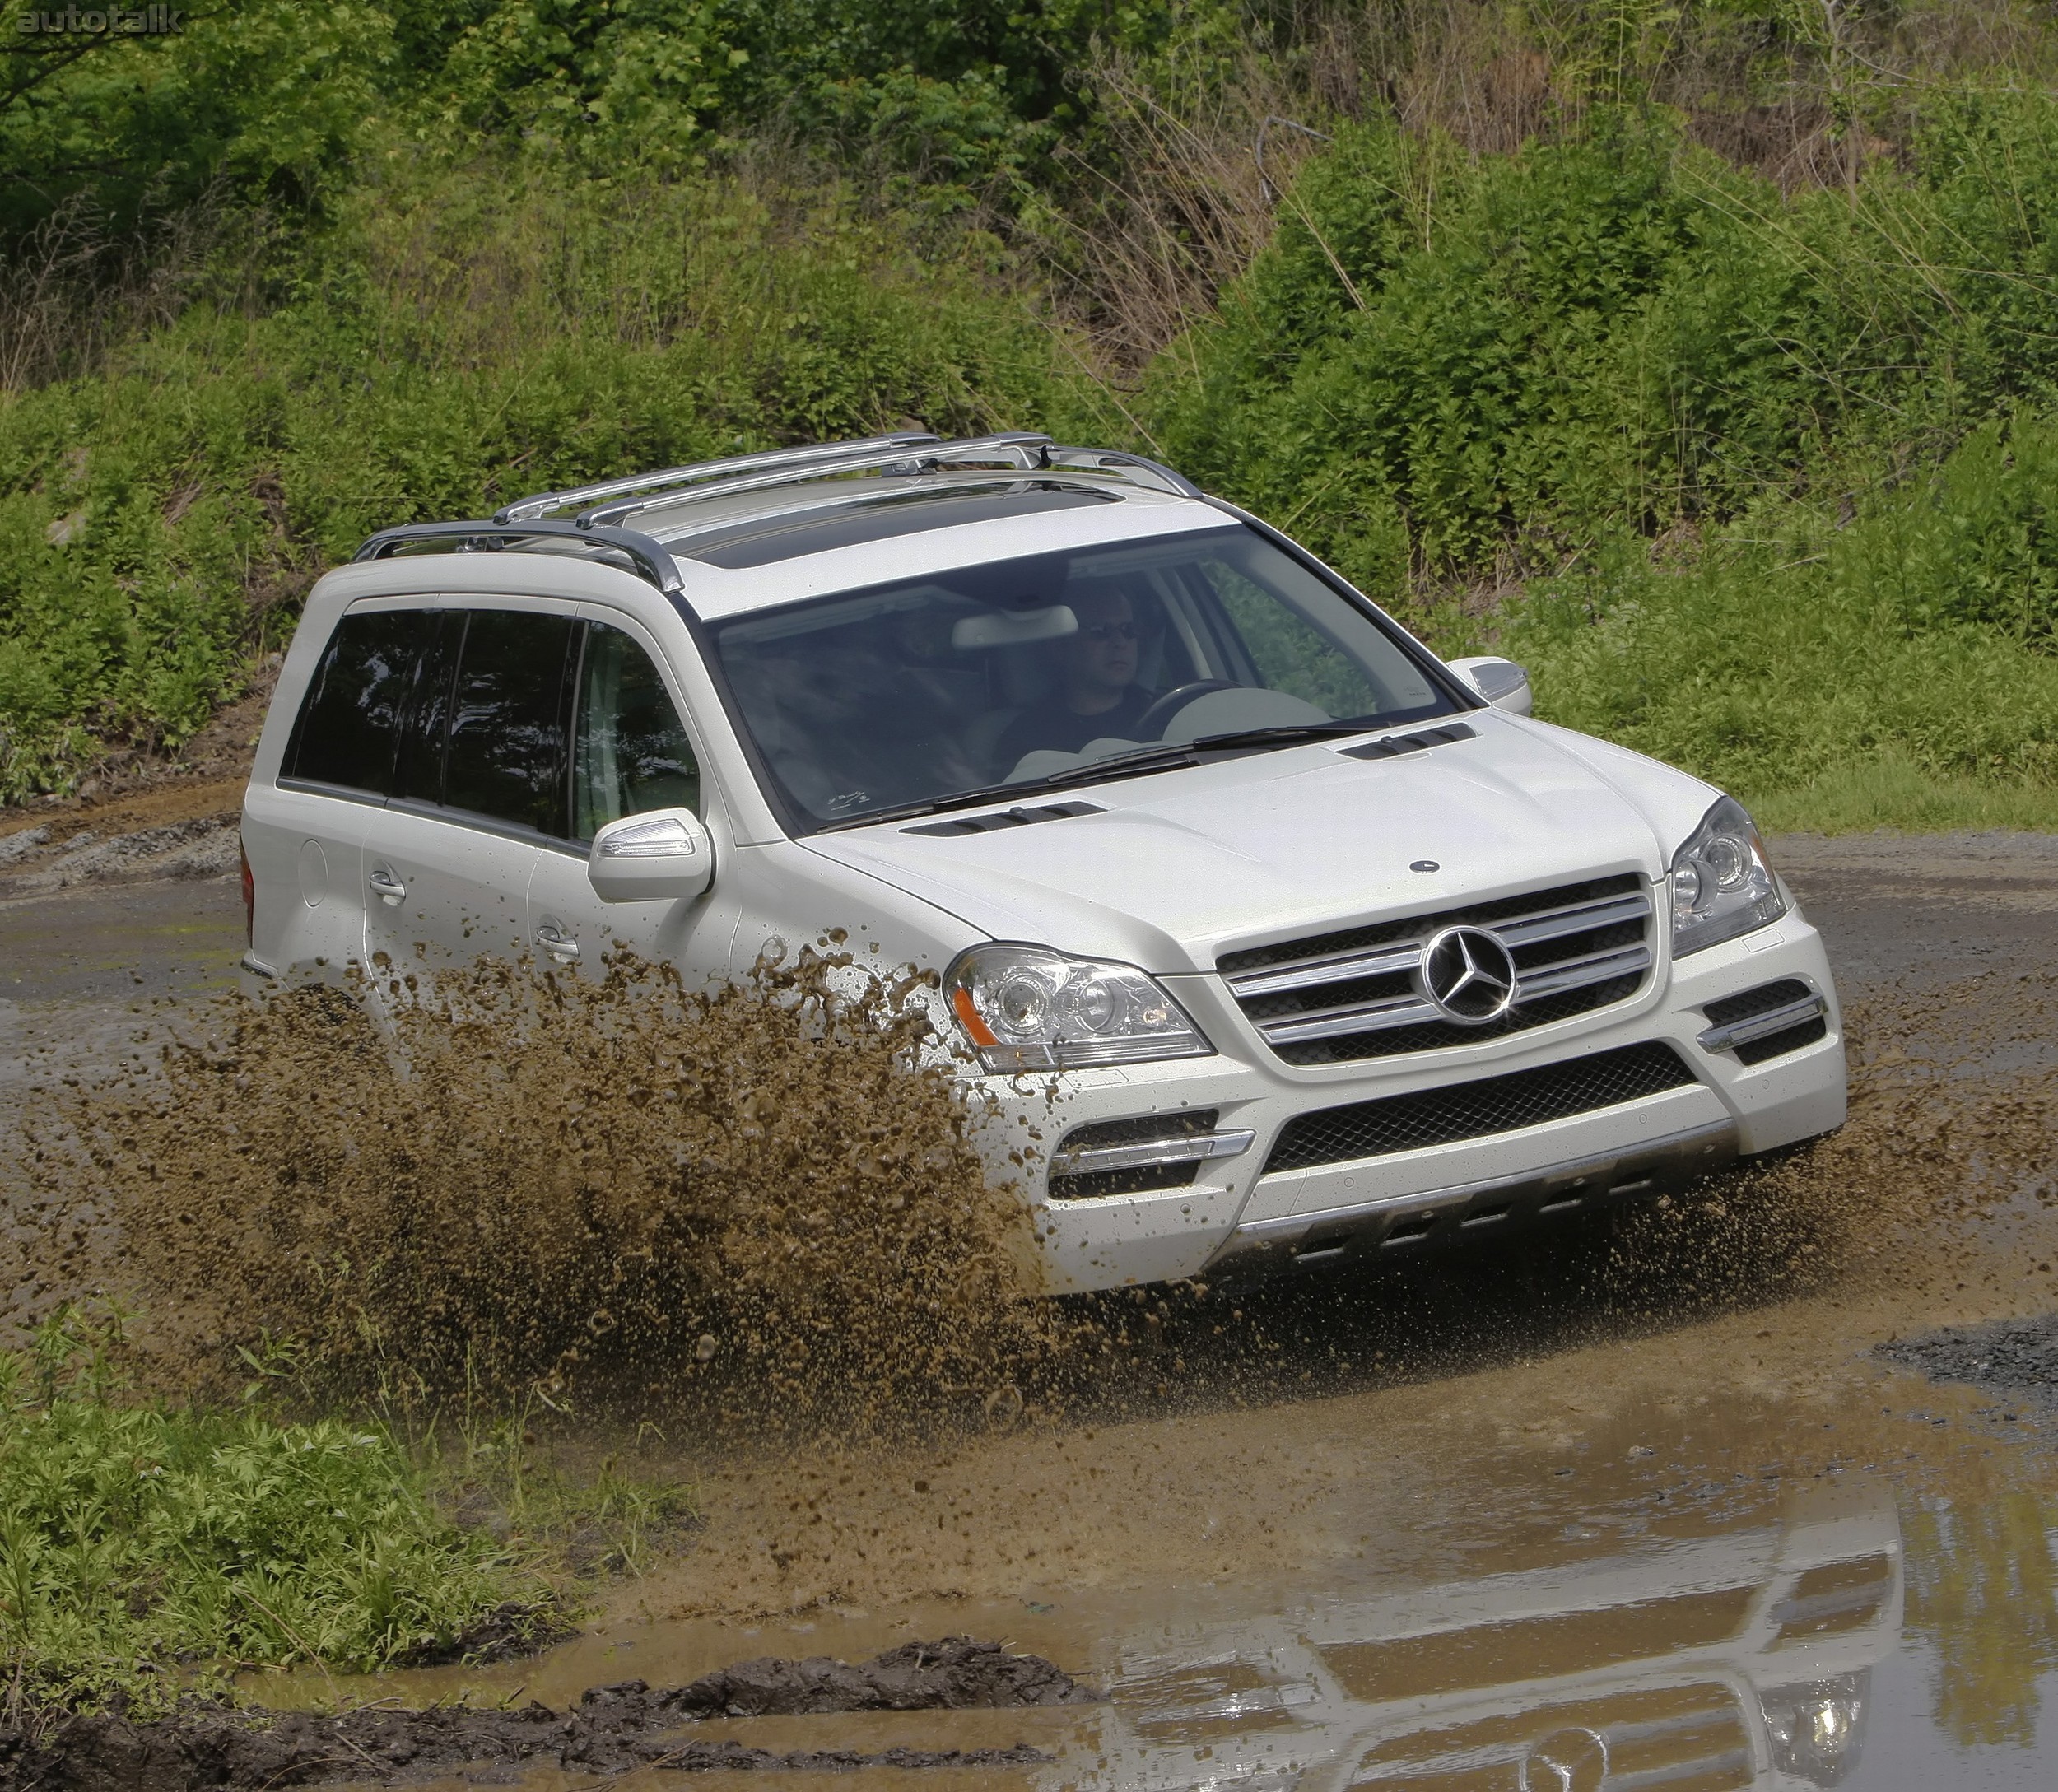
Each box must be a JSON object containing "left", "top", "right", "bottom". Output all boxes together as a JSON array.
[
  {"left": 1086, "top": 1489, "right": 1899, "bottom": 1791},
  {"left": 240, "top": 432, "right": 1847, "bottom": 1294}
]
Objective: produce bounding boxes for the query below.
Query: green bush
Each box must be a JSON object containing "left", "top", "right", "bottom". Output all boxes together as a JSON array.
[
  {"left": 1502, "top": 413, "right": 2058, "bottom": 803},
  {"left": 1152, "top": 97, "right": 2058, "bottom": 596},
  {"left": 0, "top": 168, "right": 1082, "bottom": 798},
  {"left": 0, "top": 1313, "right": 544, "bottom": 1715},
  {"left": 0, "top": 0, "right": 1224, "bottom": 239},
  {"left": 1134, "top": 94, "right": 2058, "bottom": 820}
]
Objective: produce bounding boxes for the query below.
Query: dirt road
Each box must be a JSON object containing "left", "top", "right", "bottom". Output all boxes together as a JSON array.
[{"left": 5, "top": 829, "right": 2058, "bottom": 1789}]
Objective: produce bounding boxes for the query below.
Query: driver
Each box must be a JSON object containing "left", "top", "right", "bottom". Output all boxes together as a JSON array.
[{"left": 993, "top": 586, "right": 1156, "bottom": 768}]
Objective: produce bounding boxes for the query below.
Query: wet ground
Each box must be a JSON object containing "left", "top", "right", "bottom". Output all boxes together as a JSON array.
[{"left": 7, "top": 831, "right": 2058, "bottom": 1789}]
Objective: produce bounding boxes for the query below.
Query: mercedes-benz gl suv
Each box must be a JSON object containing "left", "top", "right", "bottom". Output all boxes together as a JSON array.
[{"left": 240, "top": 432, "right": 1846, "bottom": 1292}]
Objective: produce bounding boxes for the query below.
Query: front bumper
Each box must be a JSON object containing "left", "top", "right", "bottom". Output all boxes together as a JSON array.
[
  {"left": 973, "top": 912, "right": 1846, "bottom": 1294},
  {"left": 1221, "top": 1115, "right": 1739, "bottom": 1269}
]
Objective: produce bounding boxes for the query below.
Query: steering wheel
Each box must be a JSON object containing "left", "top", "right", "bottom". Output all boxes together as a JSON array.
[{"left": 1134, "top": 680, "right": 1241, "bottom": 739}]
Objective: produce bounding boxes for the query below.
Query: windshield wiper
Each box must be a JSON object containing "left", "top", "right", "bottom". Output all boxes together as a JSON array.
[
  {"left": 1013, "top": 744, "right": 1200, "bottom": 790},
  {"left": 1183, "top": 721, "right": 1372, "bottom": 752},
  {"left": 816, "top": 745, "right": 1201, "bottom": 831},
  {"left": 817, "top": 730, "right": 1379, "bottom": 832},
  {"left": 817, "top": 729, "right": 1377, "bottom": 832}
]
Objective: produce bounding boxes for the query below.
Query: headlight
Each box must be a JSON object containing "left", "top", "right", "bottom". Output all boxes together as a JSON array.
[
  {"left": 1669, "top": 795, "right": 1786, "bottom": 956},
  {"left": 1761, "top": 1673, "right": 1869, "bottom": 1785},
  {"left": 945, "top": 944, "right": 1213, "bottom": 1073}
]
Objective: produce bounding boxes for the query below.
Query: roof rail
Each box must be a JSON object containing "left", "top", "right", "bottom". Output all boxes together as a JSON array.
[
  {"left": 579, "top": 432, "right": 1057, "bottom": 528},
  {"left": 494, "top": 432, "right": 941, "bottom": 525},
  {"left": 353, "top": 519, "right": 684, "bottom": 597},
  {"left": 356, "top": 440, "right": 1208, "bottom": 598},
  {"left": 1044, "top": 446, "right": 1204, "bottom": 499}
]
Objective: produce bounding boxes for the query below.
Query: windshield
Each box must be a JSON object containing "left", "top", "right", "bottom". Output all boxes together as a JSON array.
[{"left": 710, "top": 524, "right": 1465, "bottom": 830}]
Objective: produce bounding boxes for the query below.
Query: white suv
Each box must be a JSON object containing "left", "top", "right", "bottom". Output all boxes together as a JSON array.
[{"left": 240, "top": 432, "right": 1845, "bottom": 1293}]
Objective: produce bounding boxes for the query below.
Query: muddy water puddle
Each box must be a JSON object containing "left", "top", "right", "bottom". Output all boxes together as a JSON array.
[
  {"left": 268, "top": 1338, "right": 2058, "bottom": 1790},
  {"left": 14, "top": 838, "right": 2058, "bottom": 1788}
]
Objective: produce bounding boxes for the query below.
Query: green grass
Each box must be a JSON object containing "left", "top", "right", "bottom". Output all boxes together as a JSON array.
[
  {"left": 1748, "top": 756, "right": 2058, "bottom": 837},
  {"left": 0, "top": 1310, "right": 561, "bottom": 1718},
  {"left": 408, "top": 1392, "right": 699, "bottom": 1584}
]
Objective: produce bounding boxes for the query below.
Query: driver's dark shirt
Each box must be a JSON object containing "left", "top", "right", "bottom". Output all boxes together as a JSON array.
[{"left": 994, "top": 685, "right": 1156, "bottom": 771}]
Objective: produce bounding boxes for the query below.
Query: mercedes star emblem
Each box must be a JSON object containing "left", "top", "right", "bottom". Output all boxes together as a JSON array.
[{"left": 1421, "top": 924, "right": 1519, "bottom": 1024}]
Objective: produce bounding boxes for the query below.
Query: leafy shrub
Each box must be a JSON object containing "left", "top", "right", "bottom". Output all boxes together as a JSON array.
[
  {"left": 0, "top": 1311, "right": 544, "bottom": 1715},
  {"left": 1152, "top": 97, "right": 2058, "bottom": 595},
  {"left": 0, "top": 168, "right": 1083, "bottom": 798},
  {"left": 1129, "top": 93, "right": 2058, "bottom": 817},
  {"left": 0, "top": 0, "right": 1224, "bottom": 240},
  {"left": 1503, "top": 412, "right": 2058, "bottom": 799}
]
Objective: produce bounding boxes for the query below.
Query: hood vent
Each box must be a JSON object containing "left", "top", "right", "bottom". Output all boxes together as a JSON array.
[
  {"left": 1338, "top": 721, "right": 1477, "bottom": 761},
  {"left": 903, "top": 799, "right": 1104, "bottom": 838}
]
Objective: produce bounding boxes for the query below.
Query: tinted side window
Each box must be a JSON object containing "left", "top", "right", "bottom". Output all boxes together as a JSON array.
[
  {"left": 390, "top": 612, "right": 463, "bottom": 806},
  {"left": 571, "top": 622, "right": 701, "bottom": 841},
  {"left": 443, "top": 610, "right": 576, "bottom": 834},
  {"left": 286, "top": 609, "right": 436, "bottom": 794}
]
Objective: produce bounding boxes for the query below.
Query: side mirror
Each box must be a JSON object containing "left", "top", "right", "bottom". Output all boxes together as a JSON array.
[
  {"left": 586, "top": 808, "right": 715, "bottom": 905},
  {"left": 1447, "top": 655, "right": 1533, "bottom": 715}
]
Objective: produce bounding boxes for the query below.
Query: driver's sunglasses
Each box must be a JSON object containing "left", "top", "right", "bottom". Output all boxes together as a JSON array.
[{"left": 1082, "top": 621, "right": 1142, "bottom": 643}]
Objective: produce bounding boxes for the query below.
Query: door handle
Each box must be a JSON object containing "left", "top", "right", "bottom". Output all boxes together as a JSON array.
[
  {"left": 367, "top": 867, "right": 407, "bottom": 905},
  {"left": 533, "top": 920, "right": 580, "bottom": 964}
]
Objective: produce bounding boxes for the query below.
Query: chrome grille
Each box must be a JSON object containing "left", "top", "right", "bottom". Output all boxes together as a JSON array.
[
  {"left": 1220, "top": 873, "right": 1654, "bottom": 1064},
  {"left": 1348, "top": 1680, "right": 1753, "bottom": 1791}
]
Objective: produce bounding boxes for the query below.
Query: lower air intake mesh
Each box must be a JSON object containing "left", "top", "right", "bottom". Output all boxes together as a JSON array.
[
  {"left": 1703, "top": 978, "right": 1828, "bottom": 1066},
  {"left": 1264, "top": 1041, "right": 1697, "bottom": 1174},
  {"left": 1736, "top": 1018, "right": 1828, "bottom": 1066},
  {"left": 1702, "top": 978, "right": 1812, "bottom": 1027},
  {"left": 1049, "top": 1110, "right": 1218, "bottom": 1200}
]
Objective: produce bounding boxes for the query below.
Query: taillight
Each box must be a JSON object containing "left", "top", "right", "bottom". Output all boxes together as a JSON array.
[{"left": 240, "top": 838, "right": 255, "bottom": 947}]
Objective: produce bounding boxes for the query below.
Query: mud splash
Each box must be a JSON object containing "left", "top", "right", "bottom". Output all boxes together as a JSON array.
[
  {"left": 15, "top": 957, "right": 2058, "bottom": 1447},
  {"left": 1590, "top": 966, "right": 2058, "bottom": 1331},
  {"left": 539, "top": 965, "right": 2058, "bottom": 1621},
  {"left": 7, "top": 948, "right": 1070, "bottom": 1436},
  {"left": 2, "top": 1639, "right": 1097, "bottom": 1790}
]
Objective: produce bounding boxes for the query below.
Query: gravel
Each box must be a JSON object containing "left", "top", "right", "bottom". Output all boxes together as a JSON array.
[{"left": 1875, "top": 1315, "right": 2058, "bottom": 1410}]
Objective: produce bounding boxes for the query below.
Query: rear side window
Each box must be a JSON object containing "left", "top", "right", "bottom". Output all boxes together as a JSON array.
[
  {"left": 390, "top": 612, "right": 463, "bottom": 806},
  {"left": 286, "top": 609, "right": 438, "bottom": 794},
  {"left": 442, "top": 610, "right": 577, "bottom": 835}
]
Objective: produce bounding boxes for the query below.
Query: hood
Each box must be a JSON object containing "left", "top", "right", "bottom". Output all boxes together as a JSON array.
[{"left": 802, "top": 712, "right": 1719, "bottom": 974}]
